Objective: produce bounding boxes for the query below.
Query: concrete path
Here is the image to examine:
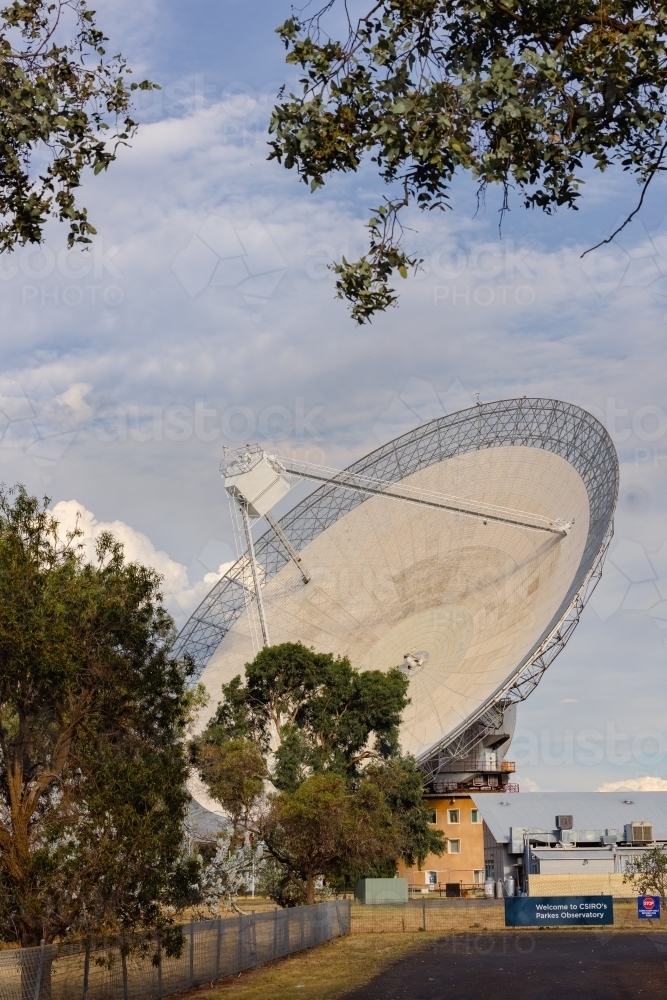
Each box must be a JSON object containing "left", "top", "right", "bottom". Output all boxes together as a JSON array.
[{"left": 341, "top": 932, "right": 667, "bottom": 999}]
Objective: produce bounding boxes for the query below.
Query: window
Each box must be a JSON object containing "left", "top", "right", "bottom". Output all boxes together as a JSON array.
[
  {"left": 447, "top": 809, "right": 460, "bottom": 824},
  {"left": 426, "top": 871, "right": 438, "bottom": 885},
  {"left": 485, "top": 859, "right": 494, "bottom": 879},
  {"left": 426, "top": 808, "right": 437, "bottom": 824},
  {"left": 471, "top": 809, "right": 480, "bottom": 824},
  {"left": 473, "top": 870, "right": 484, "bottom": 884},
  {"left": 448, "top": 840, "right": 461, "bottom": 854}
]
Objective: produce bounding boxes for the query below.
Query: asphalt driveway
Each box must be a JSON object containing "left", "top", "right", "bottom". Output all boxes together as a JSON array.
[{"left": 341, "top": 932, "right": 667, "bottom": 999}]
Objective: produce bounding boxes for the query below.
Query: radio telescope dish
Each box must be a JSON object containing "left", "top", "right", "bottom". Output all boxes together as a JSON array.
[{"left": 177, "top": 399, "right": 618, "bottom": 775}]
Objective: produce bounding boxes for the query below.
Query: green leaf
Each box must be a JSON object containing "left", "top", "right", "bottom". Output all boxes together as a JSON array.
[
  {"left": 0, "top": 1, "right": 155, "bottom": 253},
  {"left": 269, "top": 0, "right": 667, "bottom": 320}
]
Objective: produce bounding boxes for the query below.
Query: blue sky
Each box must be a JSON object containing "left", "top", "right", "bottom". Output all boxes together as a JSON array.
[{"left": 2, "top": 0, "right": 667, "bottom": 793}]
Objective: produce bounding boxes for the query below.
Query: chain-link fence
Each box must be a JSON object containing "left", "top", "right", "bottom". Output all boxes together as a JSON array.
[
  {"left": 351, "top": 899, "right": 505, "bottom": 934},
  {"left": 0, "top": 900, "right": 351, "bottom": 1000},
  {"left": 350, "top": 898, "right": 651, "bottom": 934},
  {"left": 526, "top": 873, "right": 635, "bottom": 897}
]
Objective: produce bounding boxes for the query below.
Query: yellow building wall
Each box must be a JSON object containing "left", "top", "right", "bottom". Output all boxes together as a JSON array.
[
  {"left": 527, "top": 873, "right": 636, "bottom": 897},
  {"left": 397, "top": 796, "right": 485, "bottom": 889}
]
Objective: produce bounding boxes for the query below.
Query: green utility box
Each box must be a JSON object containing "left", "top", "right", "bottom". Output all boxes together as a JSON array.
[{"left": 354, "top": 878, "right": 409, "bottom": 904}]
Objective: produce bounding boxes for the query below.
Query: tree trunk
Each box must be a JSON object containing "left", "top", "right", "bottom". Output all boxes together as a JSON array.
[{"left": 305, "top": 874, "right": 316, "bottom": 906}]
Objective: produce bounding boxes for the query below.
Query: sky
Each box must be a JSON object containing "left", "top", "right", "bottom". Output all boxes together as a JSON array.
[{"left": 3, "top": 0, "right": 667, "bottom": 795}]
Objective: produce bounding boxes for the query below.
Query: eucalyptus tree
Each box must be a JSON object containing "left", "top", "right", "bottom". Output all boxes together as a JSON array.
[
  {"left": 270, "top": 1, "right": 667, "bottom": 321},
  {"left": 624, "top": 847, "right": 667, "bottom": 901},
  {"left": 194, "top": 642, "right": 445, "bottom": 905},
  {"left": 0, "top": 0, "right": 156, "bottom": 252},
  {"left": 0, "top": 487, "right": 196, "bottom": 946}
]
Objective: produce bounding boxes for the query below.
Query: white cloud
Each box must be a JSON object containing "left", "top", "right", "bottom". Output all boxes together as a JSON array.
[
  {"left": 596, "top": 777, "right": 667, "bottom": 792},
  {"left": 56, "top": 383, "right": 94, "bottom": 423},
  {"left": 51, "top": 499, "right": 232, "bottom": 624},
  {"left": 517, "top": 777, "right": 542, "bottom": 792}
]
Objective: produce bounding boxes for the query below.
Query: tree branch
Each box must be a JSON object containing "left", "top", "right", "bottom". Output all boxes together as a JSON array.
[{"left": 581, "top": 138, "right": 667, "bottom": 257}]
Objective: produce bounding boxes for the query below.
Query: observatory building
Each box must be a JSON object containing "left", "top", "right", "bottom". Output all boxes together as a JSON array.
[
  {"left": 397, "top": 791, "right": 667, "bottom": 897},
  {"left": 177, "top": 398, "right": 618, "bottom": 801}
]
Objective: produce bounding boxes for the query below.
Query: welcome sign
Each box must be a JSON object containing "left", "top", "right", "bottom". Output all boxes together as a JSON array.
[{"left": 505, "top": 896, "right": 614, "bottom": 927}]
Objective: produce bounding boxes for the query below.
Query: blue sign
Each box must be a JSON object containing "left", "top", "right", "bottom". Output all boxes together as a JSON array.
[
  {"left": 638, "top": 896, "right": 661, "bottom": 919},
  {"left": 505, "top": 896, "right": 614, "bottom": 927}
]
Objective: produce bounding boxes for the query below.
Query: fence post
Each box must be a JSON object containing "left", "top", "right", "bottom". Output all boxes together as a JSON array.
[
  {"left": 156, "top": 936, "right": 162, "bottom": 1000},
  {"left": 273, "top": 909, "right": 278, "bottom": 962},
  {"left": 249, "top": 913, "right": 257, "bottom": 968},
  {"left": 188, "top": 919, "right": 194, "bottom": 989},
  {"left": 422, "top": 897, "right": 427, "bottom": 932},
  {"left": 82, "top": 939, "right": 90, "bottom": 1000},
  {"left": 32, "top": 940, "right": 45, "bottom": 1000},
  {"left": 120, "top": 940, "right": 129, "bottom": 1000},
  {"left": 215, "top": 918, "right": 222, "bottom": 981}
]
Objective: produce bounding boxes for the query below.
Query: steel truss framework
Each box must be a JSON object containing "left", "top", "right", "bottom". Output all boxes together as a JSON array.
[{"left": 175, "top": 398, "right": 618, "bottom": 771}]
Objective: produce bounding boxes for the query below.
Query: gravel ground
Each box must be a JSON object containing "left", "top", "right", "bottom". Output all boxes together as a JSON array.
[{"left": 340, "top": 931, "right": 667, "bottom": 999}]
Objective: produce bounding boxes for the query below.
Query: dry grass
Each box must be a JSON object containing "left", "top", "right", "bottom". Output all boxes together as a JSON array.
[
  {"left": 178, "top": 898, "right": 279, "bottom": 922},
  {"left": 190, "top": 932, "right": 440, "bottom": 1000}
]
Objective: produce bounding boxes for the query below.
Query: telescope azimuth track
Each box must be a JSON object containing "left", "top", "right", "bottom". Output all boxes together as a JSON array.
[{"left": 176, "top": 398, "right": 618, "bottom": 774}]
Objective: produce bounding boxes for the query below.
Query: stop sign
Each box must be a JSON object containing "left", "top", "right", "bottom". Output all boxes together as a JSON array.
[{"left": 638, "top": 895, "right": 661, "bottom": 919}]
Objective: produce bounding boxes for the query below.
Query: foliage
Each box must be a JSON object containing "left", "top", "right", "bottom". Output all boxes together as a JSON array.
[
  {"left": 256, "top": 856, "right": 306, "bottom": 908},
  {"left": 196, "top": 642, "right": 445, "bottom": 906},
  {"left": 194, "top": 738, "right": 266, "bottom": 829},
  {"left": 270, "top": 1, "right": 667, "bottom": 321},
  {"left": 260, "top": 772, "right": 401, "bottom": 905},
  {"left": 198, "top": 832, "right": 265, "bottom": 915},
  {"left": 623, "top": 847, "right": 667, "bottom": 900},
  {"left": 200, "top": 642, "right": 410, "bottom": 790},
  {"left": 0, "top": 0, "right": 157, "bottom": 252},
  {"left": 0, "top": 486, "right": 196, "bottom": 946},
  {"left": 365, "top": 757, "right": 445, "bottom": 869}
]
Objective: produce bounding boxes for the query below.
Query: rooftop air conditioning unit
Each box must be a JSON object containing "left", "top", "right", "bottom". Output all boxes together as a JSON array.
[
  {"left": 556, "top": 815, "right": 573, "bottom": 830},
  {"left": 624, "top": 822, "right": 653, "bottom": 844}
]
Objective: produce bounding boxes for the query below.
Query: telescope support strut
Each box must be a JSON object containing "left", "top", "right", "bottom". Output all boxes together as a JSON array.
[
  {"left": 279, "top": 462, "right": 568, "bottom": 536},
  {"left": 265, "top": 512, "right": 311, "bottom": 584},
  {"left": 240, "top": 503, "right": 270, "bottom": 648}
]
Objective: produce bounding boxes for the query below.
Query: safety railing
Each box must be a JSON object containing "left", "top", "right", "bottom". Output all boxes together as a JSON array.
[{"left": 435, "top": 759, "right": 516, "bottom": 773}]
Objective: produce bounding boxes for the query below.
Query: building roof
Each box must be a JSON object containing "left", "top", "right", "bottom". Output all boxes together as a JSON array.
[{"left": 471, "top": 792, "right": 667, "bottom": 842}]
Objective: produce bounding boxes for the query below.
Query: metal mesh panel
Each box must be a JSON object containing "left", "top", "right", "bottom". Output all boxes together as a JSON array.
[{"left": 0, "top": 902, "right": 350, "bottom": 1000}]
